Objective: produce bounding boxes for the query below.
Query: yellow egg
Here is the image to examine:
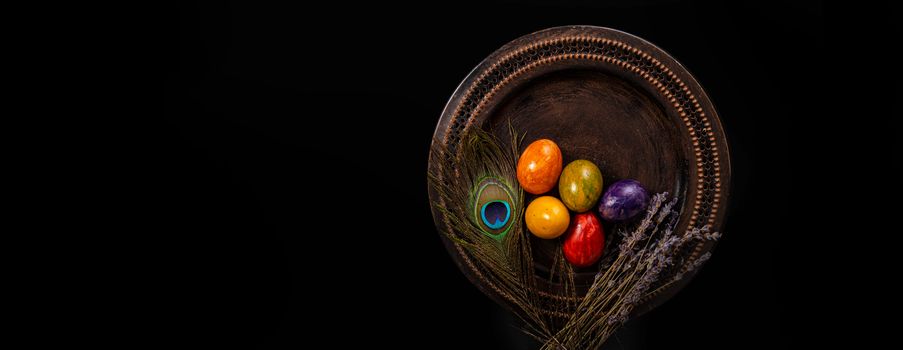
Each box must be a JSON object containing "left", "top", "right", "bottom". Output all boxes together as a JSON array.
[{"left": 525, "top": 196, "right": 570, "bottom": 239}]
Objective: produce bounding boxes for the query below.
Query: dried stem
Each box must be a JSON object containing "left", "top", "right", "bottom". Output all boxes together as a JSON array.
[{"left": 430, "top": 127, "right": 721, "bottom": 349}]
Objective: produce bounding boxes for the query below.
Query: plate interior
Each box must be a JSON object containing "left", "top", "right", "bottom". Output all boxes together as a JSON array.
[{"left": 487, "top": 69, "right": 689, "bottom": 287}]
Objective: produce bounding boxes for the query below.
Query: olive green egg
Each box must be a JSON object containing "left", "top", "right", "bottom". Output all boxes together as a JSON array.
[{"left": 558, "top": 159, "right": 603, "bottom": 212}]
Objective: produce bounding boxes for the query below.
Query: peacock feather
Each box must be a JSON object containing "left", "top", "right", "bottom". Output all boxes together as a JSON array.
[
  {"left": 428, "top": 125, "right": 524, "bottom": 250},
  {"left": 428, "top": 125, "right": 576, "bottom": 340}
]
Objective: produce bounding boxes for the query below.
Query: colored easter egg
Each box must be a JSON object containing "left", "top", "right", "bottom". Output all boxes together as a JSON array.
[
  {"left": 598, "top": 179, "right": 650, "bottom": 222},
  {"left": 525, "top": 196, "right": 570, "bottom": 239},
  {"left": 517, "top": 139, "right": 563, "bottom": 194},
  {"left": 562, "top": 212, "right": 605, "bottom": 268},
  {"left": 558, "top": 159, "right": 604, "bottom": 213}
]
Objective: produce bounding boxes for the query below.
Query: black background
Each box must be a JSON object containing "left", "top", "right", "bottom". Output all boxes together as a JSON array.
[{"left": 162, "top": 1, "right": 900, "bottom": 348}]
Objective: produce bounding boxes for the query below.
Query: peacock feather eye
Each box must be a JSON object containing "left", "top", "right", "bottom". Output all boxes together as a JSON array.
[
  {"left": 481, "top": 200, "right": 510, "bottom": 229},
  {"left": 472, "top": 177, "right": 515, "bottom": 240}
]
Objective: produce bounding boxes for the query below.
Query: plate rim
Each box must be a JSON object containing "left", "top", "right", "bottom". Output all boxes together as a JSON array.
[{"left": 428, "top": 25, "right": 732, "bottom": 317}]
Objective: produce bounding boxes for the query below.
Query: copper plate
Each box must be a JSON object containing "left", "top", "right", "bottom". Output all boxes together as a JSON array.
[{"left": 428, "top": 26, "right": 731, "bottom": 318}]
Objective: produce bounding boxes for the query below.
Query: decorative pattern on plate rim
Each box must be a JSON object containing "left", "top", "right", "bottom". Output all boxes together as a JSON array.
[{"left": 437, "top": 33, "right": 723, "bottom": 309}]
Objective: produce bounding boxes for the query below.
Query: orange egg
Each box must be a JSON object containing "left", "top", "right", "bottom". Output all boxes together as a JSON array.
[{"left": 517, "top": 139, "right": 563, "bottom": 194}]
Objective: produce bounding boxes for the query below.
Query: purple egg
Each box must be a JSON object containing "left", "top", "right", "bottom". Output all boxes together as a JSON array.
[{"left": 598, "top": 179, "right": 650, "bottom": 222}]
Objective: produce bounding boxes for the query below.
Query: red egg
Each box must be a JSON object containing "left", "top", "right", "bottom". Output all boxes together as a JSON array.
[{"left": 562, "top": 212, "right": 605, "bottom": 268}]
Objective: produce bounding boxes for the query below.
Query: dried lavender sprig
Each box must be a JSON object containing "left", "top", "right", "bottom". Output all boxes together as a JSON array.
[
  {"left": 546, "top": 194, "right": 676, "bottom": 348},
  {"left": 616, "top": 193, "right": 669, "bottom": 255},
  {"left": 606, "top": 217, "right": 682, "bottom": 326},
  {"left": 546, "top": 192, "right": 722, "bottom": 350}
]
